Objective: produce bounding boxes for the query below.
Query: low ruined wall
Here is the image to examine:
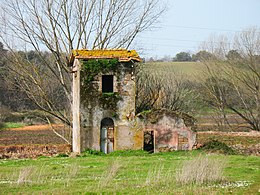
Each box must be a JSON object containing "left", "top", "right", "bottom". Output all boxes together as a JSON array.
[
  {"left": 0, "top": 144, "right": 72, "bottom": 159},
  {"left": 144, "top": 113, "right": 197, "bottom": 152}
]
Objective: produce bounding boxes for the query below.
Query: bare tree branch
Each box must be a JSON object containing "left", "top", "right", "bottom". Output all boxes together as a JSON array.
[{"left": 0, "top": 0, "right": 166, "bottom": 138}]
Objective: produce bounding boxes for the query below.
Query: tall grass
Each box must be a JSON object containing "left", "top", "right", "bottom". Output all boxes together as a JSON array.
[
  {"left": 145, "top": 164, "right": 166, "bottom": 185},
  {"left": 17, "top": 166, "right": 34, "bottom": 185},
  {"left": 176, "top": 155, "right": 226, "bottom": 185},
  {"left": 0, "top": 152, "right": 259, "bottom": 194},
  {"left": 98, "top": 158, "right": 122, "bottom": 188},
  {"left": 65, "top": 163, "right": 80, "bottom": 187}
]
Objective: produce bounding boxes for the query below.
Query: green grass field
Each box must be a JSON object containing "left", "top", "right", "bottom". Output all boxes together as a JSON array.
[
  {"left": 143, "top": 61, "right": 205, "bottom": 81},
  {"left": 0, "top": 151, "right": 259, "bottom": 194}
]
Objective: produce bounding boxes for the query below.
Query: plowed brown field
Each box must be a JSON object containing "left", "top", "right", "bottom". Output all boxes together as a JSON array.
[
  {"left": 0, "top": 124, "right": 69, "bottom": 145},
  {"left": 0, "top": 124, "right": 259, "bottom": 156}
]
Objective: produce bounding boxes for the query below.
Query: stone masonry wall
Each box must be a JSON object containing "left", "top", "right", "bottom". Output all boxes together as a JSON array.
[{"left": 145, "top": 115, "right": 196, "bottom": 152}]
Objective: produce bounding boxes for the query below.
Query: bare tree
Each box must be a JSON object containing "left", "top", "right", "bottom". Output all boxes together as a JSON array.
[
  {"left": 135, "top": 65, "right": 164, "bottom": 113},
  {"left": 200, "top": 27, "right": 260, "bottom": 131},
  {"left": 0, "top": 0, "right": 166, "bottom": 127},
  {"left": 136, "top": 63, "right": 197, "bottom": 115}
]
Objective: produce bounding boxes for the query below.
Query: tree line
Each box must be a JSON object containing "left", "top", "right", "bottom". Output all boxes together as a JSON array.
[
  {"left": 0, "top": 0, "right": 259, "bottom": 131},
  {"left": 147, "top": 50, "right": 255, "bottom": 62},
  {"left": 1, "top": 26, "right": 260, "bottom": 131}
]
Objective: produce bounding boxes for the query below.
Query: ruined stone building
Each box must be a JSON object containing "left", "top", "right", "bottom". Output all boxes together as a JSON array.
[
  {"left": 140, "top": 109, "right": 196, "bottom": 152},
  {"left": 70, "top": 49, "right": 196, "bottom": 154}
]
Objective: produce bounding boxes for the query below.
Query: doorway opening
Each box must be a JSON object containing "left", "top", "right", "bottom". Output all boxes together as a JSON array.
[
  {"left": 143, "top": 130, "right": 154, "bottom": 153},
  {"left": 100, "top": 118, "right": 114, "bottom": 154}
]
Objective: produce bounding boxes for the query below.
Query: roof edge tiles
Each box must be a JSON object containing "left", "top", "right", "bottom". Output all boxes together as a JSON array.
[{"left": 70, "top": 49, "right": 142, "bottom": 64}]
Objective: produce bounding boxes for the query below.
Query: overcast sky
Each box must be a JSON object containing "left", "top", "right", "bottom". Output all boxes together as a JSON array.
[{"left": 137, "top": 0, "right": 260, "bottom": 59}]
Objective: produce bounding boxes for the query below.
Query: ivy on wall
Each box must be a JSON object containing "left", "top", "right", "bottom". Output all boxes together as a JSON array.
[
  {"left": 98, "top": 92, "right": 122, "bottom": 111},
  {"left": 81, "top": 59, "right": 119, "bottom": 84},
  {"left": 80, "top": 59, "right": 122, "bottom": 112}
]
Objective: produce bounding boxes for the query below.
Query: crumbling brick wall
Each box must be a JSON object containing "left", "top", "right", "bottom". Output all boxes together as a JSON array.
[{"left": 141, "top": 109, "right": 196, "bottom": 152}]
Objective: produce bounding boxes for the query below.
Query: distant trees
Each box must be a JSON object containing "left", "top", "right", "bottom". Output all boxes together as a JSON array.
[
  {"left": 225, "top": 50, "right": 242, "bottom": 61},
  {"left": 172, "top": 51, "right": 215, "bottom": 62},
  {"left": 0, "top": 46, "right": 62, "bottom": 111},
  {"left": 0, "top": 43, "right": 13, "bottom": 110},
  {"left": 173, "top": 52, "right": 192, "bottom": 62},
  {"left": 139, "top": 28, "right": 260, "bottom": 131},
  {"left": 192, "top": 50, "right": 215, "bottom": 61},
  {"left": 146, "top": 51, "right": 218, "bottom": 62}
]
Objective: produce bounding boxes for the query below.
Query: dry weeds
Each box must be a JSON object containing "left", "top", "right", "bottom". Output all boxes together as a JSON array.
[{"left": 176, "top": 155, "right": 226, "bottom": 185}]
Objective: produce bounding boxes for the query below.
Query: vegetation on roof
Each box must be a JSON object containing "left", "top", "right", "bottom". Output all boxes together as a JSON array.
[
  {"left": 72, "top": 49, "right": 141, "bottom": 61},
  {"left": 138, "top": 108, "right": 196, "bottom": 127}
]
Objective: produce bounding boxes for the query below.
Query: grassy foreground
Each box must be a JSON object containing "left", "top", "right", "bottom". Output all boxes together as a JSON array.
[{"left": 0, "top": 151, "right": 259, "bottom": 194}]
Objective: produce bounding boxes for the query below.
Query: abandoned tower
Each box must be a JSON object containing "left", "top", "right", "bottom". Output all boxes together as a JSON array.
[
  {"left": 70, "top": 49, "right": 143, "bottom": 153},
  {"left": 70, "top": 49, "right": 196, "bottom": 154}
]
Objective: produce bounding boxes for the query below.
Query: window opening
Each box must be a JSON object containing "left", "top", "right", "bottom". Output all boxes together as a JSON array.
[{"left": 102, "top": 75, "right": 113, "bottom": 93}]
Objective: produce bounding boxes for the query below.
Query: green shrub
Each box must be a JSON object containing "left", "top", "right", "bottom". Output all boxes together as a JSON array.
[
  {"left": 56, "top": 153, "right": 69, "bottom": 158},
  {"left": 80, "top": 149, "right": 105, "bottom": 156},
  {"left": 22, "top": 110, "right": 54, "bottom": 124},
  {"left": 200, "top": 139, "right": 236, "bottom": 155},
  {"left": 0, "top": 122, "right": 25, "bottom": 129}
]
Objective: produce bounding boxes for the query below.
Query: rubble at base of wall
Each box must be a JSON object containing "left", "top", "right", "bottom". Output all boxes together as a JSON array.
[
  {"left": 157, "top": 145, "right": 190, "bottom": 152},
  {"left": 0, "top": 144, "right": 72, "bottom": 159},
  {"left": 157, "top": 146, "right": 177, "bottom": 152}
]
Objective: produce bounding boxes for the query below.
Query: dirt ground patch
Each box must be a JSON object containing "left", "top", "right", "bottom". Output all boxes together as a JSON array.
[
  {"left": 198, "top": 130, "right": 260, "bottom": 137},
  {"left": 0, "top": 144, "right": 71, "bottom": 159},
  {"left": 6, "top": 124, "right": 64, "bottom": 131},
  {"left": 0, "top": 124, "right": 71, "bottom": 158},
  {"left": 0, "top": 124, "right": 70, "bottom": 145},
  {"left": 1, "top": 124, "right": 259, "bottom": 157}
]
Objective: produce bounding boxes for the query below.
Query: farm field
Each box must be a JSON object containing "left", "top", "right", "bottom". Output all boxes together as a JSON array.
[
  {"left": 0, "top": 150, "right": 260, "bottom": 194},
  {"left": 0, "top": 124, "right": 67, "bottom": 145},
  {"left": 143, "top": 61, "right": 205, "bottom": 81},
  {"left": 1, "top": 124, "right": 260, "bottom": 156}
]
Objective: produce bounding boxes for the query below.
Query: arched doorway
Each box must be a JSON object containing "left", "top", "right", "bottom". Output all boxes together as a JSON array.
[{"left": 100, "top": 118, "right": 114, "bottom": 154}]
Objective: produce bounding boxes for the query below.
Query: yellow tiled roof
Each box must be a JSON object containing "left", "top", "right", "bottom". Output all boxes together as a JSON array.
[{"left": 70, "top": 49, "right": 142, "bottom": 63}]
